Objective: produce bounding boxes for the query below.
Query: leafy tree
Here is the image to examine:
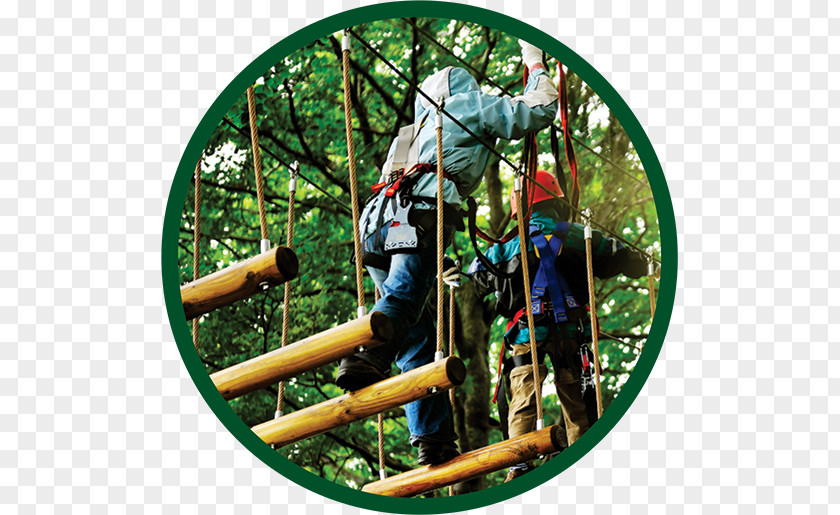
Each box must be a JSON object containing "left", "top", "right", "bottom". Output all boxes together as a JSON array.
[{"left": 178, "top": 17, "right": 659, "bottom": 495}]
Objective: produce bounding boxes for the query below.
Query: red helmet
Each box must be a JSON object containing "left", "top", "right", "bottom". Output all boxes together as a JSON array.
[{"left": 510, "top": 170, "right": 565, "bottom": 219}]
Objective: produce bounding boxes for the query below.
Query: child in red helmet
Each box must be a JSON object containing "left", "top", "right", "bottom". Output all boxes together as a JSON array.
[{"left": 467, "top": 170, "right": 647, "bottom": 482}]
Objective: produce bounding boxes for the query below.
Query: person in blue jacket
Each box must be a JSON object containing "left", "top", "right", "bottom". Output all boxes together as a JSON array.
[
  {"left": 335, "top": 41, "right": 559, "bottom": 466},
  {"left": 468, "top": 170, "right": 648, "bottom": 481}
]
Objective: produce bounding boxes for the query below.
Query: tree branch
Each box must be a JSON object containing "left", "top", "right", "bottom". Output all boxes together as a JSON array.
[
  {"left": 256, "top": 128, "right": 351, "bottom": 196},
  {"left": 327, "top": 35, "right": 412, "bottom": 125},
  {"left": 282, "top": 78, "right": 339, "bottom": 178},
  {"left": 200, "top": 178, "right": 349, "bottom": 217}
]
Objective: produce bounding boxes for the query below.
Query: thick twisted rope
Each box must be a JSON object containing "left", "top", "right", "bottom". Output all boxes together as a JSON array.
[
  {"left": 373, "top": 285, "right": 386, "bottom": 479},
  {"left": 447, "top": 286, "right": 457, "bottom": 496},
  {"left": 246, "top": 86, "right": 269, "bottom": 246},
  {"left": 377, "top": 413, "right": 386, "bottom": 479},
  {"left": 373, "top": 286, "right": 387, "bottom": 477},
  {"left": 448, "top": 288, "right": 456, "bottom": 408},
  {"left": 435, "top": 107, "right": 445, "bottom": 358},
  {"left": 512, "top": 176, "right": 544, "bottom": 426},
  {"left": 341, "top": 31, "right": 366, "bottom": 317},
  {"left": 583, "top": 210, "right": 604, "bottom": 418},
  {"left": 276, "top": 167, "right": 298, "bottom": 417},
  {"left": 192, "top": 159, "right": 202, "bottom": 352}
]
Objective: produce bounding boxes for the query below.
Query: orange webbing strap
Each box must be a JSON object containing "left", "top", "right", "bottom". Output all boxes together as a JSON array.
[{"left": 557, "top": 63, "right": 580, "bottom": 219}]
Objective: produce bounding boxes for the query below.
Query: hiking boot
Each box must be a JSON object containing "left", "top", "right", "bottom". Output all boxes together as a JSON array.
[
  {"left": 335, "top": 356, "right": 389, "bottom": 392},
  {"left": 417, "top": 441, "right": 459, "bottom": 466},
  {"left": 504, "top": 467, "right": 529, "bottom": 483}
]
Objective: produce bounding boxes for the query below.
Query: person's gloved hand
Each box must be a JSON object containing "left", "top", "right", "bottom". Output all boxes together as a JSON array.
[
  {"left": 442, "top": 258, "right": 462, "bottom": 288},
  {"left": 519, "top": 39, "right": 544, "bottom": 70},
  {"left": 617, "top": 247, "right": 648, "bottom": 279}
]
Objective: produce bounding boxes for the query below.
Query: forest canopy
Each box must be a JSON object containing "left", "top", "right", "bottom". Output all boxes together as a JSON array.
[{"left": 179, "top": 17, "right": 660, "bottom": 495}]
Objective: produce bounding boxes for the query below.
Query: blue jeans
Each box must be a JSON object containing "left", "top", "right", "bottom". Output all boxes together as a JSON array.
[{"left": 360, "top": 223, "right": 456, "bottom": 446}]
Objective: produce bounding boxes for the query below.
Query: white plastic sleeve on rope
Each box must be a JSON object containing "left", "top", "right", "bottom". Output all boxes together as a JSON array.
[
  {"left": 434, "top": 350, "right": 444, "bottom": 361},
  {"left": 357, "top": 305, "right": 367, "bottom": 318},
  {"left": 274, "top": 410, "right": 282, "bottom": 420},
  {"left": 379, "top": 469, "right": 387, "bottom": 480},
  {"left": 536, "top": 419, "right": 545, "bottom": 430},
  {"left": 583, "top": 208, "right": 592, "bottom": 239},
  {"left": 260, "top": 239, "right": 271, "bottom": 253},
  {"left": 289, "top": 161, "right": 299, "bottom": 192},
  {"left": 648, "top": 261, "right": 656, "bottom": 276},
  {"left": 342, "top": 30, "right": 350, "bottom": 51},
  {"left": 435, "top": 110, "right": 443, "bottom": 129},
  {"left": 514, "top": 175, "right": 522, "bottom": 192}
]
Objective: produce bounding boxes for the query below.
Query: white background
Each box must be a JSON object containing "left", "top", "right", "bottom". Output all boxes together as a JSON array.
[{"left": 3, "top": 0, "right": 835, "bottom": 512}]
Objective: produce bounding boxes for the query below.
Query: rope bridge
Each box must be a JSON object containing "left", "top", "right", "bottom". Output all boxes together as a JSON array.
[{"left": 180, "top": 24, "right": 659, "bottom": 497}]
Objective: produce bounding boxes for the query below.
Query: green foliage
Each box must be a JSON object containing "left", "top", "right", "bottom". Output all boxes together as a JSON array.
[{"left": 179, "top": 17, "right": 659, "bottom": 493}]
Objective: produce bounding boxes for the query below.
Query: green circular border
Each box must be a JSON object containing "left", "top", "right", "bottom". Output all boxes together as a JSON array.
[{"left": 162, "top": 2, "right": 677, "bottom": 512}]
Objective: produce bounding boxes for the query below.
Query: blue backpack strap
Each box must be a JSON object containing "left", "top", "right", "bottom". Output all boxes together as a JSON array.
[{"left": 529, "top": 226, "right": 570, "bottom": 323}]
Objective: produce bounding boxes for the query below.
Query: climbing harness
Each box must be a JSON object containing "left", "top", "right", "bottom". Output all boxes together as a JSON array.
[{"left": 529, "top": 225, "right": 580, "bottom": 323}]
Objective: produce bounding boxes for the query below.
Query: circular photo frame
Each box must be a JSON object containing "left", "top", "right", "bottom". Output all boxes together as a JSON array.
[{"left": 162, "top": 2, "right": 676, "bottom": 512}]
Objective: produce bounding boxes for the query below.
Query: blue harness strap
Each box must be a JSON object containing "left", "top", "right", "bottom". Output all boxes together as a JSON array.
[
  {"left": 529, "top": 225, "right": 578, "bottom": 323},
  {"left": 549, "top": 222, "right": 579, "bottom": 311}
]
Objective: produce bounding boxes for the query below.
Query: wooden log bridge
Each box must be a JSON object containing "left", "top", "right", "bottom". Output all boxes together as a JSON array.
[
  {"left": 252, "top": 356, "right": 467, "bottom": 447},
  {"left": 362, "top": 425, "right": 565, "bottom": 497},
  {"left": 212, "top": 312, "right": 394, "bottom": 401},
  {"left": 181, "top": 246, "right": 299, "bottom": 321}
]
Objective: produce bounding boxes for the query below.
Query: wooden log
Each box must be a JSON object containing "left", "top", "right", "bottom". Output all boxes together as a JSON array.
[
  {"left": 181, "top": 246, "right": 298, "bottom": 320},
  {"left": 362, "top": 425, "right": 565, "bottom": 497},
  {"left": 212, "top": 312, "right": 393, "bottom": 401},
  {"left": 252, "top": 356, "right": 466, "bottom": 447}
]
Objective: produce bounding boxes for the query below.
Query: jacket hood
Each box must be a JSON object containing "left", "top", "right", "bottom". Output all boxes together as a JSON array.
[{"left": 415, "top": 66, "right": 480, "bottom": 120}]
